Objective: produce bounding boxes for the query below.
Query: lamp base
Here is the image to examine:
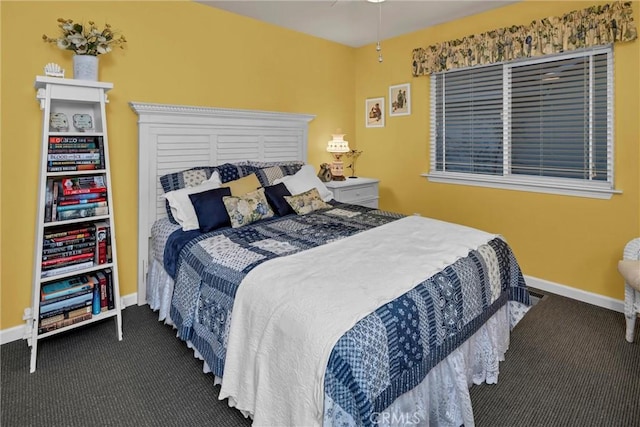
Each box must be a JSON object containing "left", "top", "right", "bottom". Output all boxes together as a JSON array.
[
  {"left": 331, "top": 174, "right": 346, "bottom": 181},
  {"left": 348, "top": 176, "right": 358, "bottom": 179}
]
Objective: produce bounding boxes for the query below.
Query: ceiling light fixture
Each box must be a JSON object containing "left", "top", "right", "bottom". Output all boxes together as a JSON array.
[{"left": 367, "top": 0, "right": 385, "bottom": 63}]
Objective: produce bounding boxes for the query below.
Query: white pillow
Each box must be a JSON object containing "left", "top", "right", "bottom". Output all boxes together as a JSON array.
[
  {"left": 273, "top": 164, "right": 333, "bottom": 202},
  {"left": 164, "top": 171, "right": 222, "bottom": 231}
]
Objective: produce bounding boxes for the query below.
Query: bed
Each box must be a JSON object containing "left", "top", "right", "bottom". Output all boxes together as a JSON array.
[{"left": 130, "top": 102, "right": 531, "bottom": 427}]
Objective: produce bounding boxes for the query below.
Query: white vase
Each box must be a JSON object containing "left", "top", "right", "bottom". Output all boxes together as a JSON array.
[{"left": 73, "top": 55, "right": 99, "bottom": 81}]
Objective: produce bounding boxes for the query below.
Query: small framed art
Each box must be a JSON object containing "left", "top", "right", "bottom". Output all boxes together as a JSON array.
[
  {"left": 365, "top": 97, "right": 385, "bottom": 128},
  {"left": 389, "top": 83, "right": 411, "bottom": 117}
]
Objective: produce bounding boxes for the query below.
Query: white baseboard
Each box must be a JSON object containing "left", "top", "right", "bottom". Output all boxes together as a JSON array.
[
  {"left": 0, "top": 292, "right": 139, "bottom": 345},
  {"left": 1, "top": 277, "right": 625, "bottom": 345},
  {"left": 524, "top": 275, "right": 624, "bottom": 313}
]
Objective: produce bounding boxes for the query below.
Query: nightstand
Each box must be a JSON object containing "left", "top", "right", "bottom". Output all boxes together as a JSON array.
[{"left": 325, "top": 177, "right": 379, "bottom": 208}]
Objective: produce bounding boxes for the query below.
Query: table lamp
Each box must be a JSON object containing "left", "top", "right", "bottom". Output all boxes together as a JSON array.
[{"left": 326, "top": 131, "right": 350, "bottom": 181}]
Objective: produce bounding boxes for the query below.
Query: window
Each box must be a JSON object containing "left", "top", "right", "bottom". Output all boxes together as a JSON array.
[{"left": 428, "top": 47, "right": 614, "bottom": 199}]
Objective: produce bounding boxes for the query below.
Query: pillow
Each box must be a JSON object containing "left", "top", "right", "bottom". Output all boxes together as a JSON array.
[
  {"left": 284, "top": 187, "right": 332, "bottom": 215},
  {"left": 188, "top": 187, "right": 232, "bottom": 232},
  {"left": 263, "top": 183, "right": 293, "bottom": 216},
  {"left": 240, "top": 163, "right": 305, "bottom": 187},
  {"left": 222, "top": 188, "right": 275, "bottom": 228},
  {"left": 224, "top": 173, "right": 261, "bottom": 196},
  {"left": 160, "top": 165, "right": 240, "bottom": 223},
  {"left": 619, "top": 260, "right": 640, "bottom": 290},
  {"left": 160, "top": 167, "right": 214, "bottom": 193},
  {"left": 163, "top": 171, "right": 222, "bottom": 231},
  {"left": 273, "top": 164, "right": 333, "bottom": 202}
]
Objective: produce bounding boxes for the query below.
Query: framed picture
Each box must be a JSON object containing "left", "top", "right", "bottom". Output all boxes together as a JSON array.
[
  {"left": 365, "top": 97, "right": 385, "bottom": 128},
  {"left": 389, "top": 83, "right": 411, "bottom": 117}
]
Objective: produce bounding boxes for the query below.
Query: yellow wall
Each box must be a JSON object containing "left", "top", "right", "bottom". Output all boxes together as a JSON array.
[
  {"left": 1, "top": 0, "right": 638, "bottom": 331},
  {"left": 0, "top": 1, "right": 355, "bottom": 329},
  {"left": 354, "top": 1, "right": 639, "bottom": 299}
]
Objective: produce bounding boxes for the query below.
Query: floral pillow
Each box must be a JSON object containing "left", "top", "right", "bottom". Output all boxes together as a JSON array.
[
  {"left": 222, "top": 188, "right": 275, "bottom": 228},
  {"left": 284, "top": 187, "right": 332, "bottom": 215}
]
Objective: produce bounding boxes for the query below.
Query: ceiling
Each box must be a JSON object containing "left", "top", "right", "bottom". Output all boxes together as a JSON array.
[{"left": 198, "top": 0, "right": 520, "bottom": 48}]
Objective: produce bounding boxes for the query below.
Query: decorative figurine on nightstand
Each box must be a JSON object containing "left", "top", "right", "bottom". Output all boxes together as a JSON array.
[
  {"left": 44, "top": 62, "right": 65, "bottom": 78},
  {"left": 346, "top": 149, "right": 363, "bottom": 179},
  {"left": 317, "top": 163, "right": 332, "bottom": 182}
]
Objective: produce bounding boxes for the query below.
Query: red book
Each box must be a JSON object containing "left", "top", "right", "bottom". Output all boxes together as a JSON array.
[
  {"left": 58, "top": 197, "right": 107, "bottom": 206},
  {"left": 62, "top": 187, "right": 107, "bottom": 196},
  {"left": 47, "top": 232, "right": 94, "bottom": 243},
  {"left": 42, "top": 247, "right": 95, "bottom": 262},
  {"left": 60, "top": 176, "right": 107, "bottom": 196},
  {"left": 44, "top": 226, "right": 93, "bottom": 240},
  {"left": 41, "top": 252, "right": 94, "bottom": 267},
  {"left": 94, "top": 221, "right": 110, "bottom": 264}
]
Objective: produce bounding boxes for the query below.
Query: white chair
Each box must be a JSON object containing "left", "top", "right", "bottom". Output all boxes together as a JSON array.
[{"left": 620, "top": 238, "right": 640, "bottom": 342}]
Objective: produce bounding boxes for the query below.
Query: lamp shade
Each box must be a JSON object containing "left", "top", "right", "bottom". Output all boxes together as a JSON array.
[{"left": 327, "top": 133, "right": 350, "bottom": 153}]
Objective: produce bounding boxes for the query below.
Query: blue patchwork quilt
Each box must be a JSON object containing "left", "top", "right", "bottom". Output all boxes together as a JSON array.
[{"left": 161, "top": 203, "right": 529, "bottom": 425}]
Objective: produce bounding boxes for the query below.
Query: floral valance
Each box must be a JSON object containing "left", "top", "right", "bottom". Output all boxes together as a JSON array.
[{"left": 412, "top": 1, "right": 637, "bottom": 76}]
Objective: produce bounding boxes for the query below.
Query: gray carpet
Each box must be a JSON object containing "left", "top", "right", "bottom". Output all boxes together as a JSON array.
[{"left": 2, "top": 293, "right": 639, "bottom": 426}]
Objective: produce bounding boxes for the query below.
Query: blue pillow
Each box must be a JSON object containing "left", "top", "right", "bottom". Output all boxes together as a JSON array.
[
  {"left": 188, "top": 187, "right": 232, "bottom": 232},
  {"left": 263, "top": 183, "right": 293, "bottom": 216}
]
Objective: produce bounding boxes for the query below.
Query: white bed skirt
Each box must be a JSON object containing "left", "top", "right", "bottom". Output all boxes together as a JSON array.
[{"left": 147, "top": 257, "right": 529, "bottom": 427}]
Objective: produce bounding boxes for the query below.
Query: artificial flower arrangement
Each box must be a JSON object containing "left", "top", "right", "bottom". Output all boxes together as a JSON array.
[{"left": 42, "top": 18, "right": 126, "bottom": 56}]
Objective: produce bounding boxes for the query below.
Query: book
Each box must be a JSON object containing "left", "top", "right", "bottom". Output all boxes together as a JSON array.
[
  {"left": 41, "top": 286, "right": 93, "bottom": 306},
  {"left": 45, "top": 231, "right": 95, "bottom": 243},
  {"left": 38, "top": 313, "right": 64, "bottom": 327},
  {"left": 40, "top": 305, "right": 92, "bottom": 328},
  {"left": 56, "top": 201, "right": 108, "bottom": 212},
  {"left": 45, "top": 179, "right": 54, "bottom": 222},
  {"left": 41, "top": 275, "right": 89, "bottom": 295},
  {"left": 39, "top": 298, "right": 93, "bottom": 320},
  {"left": 38, "top": 311, "right": 92, "bottom": 334},
  {"left": 43, "top": 241, "right": 96, "bottom": 255},
  {"left": 41, "top": 252, "right": 94, "bottom": 267},
  {"left": 44, "top": 225, "right": 94, "bottom": 240},
  {"left": 51, "top": 177, "right": 59, "bottom": 221},
  {"left": 39, "top": 291, "right": 93, "bottom": 315},
  {"left": 58, "top": 197, "right": 107, "bottom": 206},
  {"left": 57, "top": 206, "right": 109, "bottom": 220},
  {"left": 48, "top": 164, "right": 100, "bottom": 172},
  {"left": 49, "top": 142, "right": 98, "bottom": 150},
  {"left": 105, "top": 268, "right": 115, "bottom": 310},
  {"left": 41, "top": 258, "right": 94, "bottom": 276},
  {"left": 49, "top": 136, "right": 101, "bottom": 144},
  {"left": 57, "top": 192, "right": 107, "bottom": 203},
  {"left": 48, "top": 151, "right": 101, "bottom": 161},
  {"left": 61, "top": 176, "right": 105, "bottom": 191},
  {"left": 40, "top": 260, "right": 93, "bottom": 278},
  {"left": 49, "top": 159, "right": 102, "bottom": 166},
  {"left": 42, "top": 236, "right": 96, "bottom": 249},
  {"left": 94, "top": 271, "right": 108, "bottom": 311},
  {"left": 41, "top": 250, "right": 94, "bottom": 264},
  {"left": 94, "top": 221, "right": 110, "bottom": 264},
  {"left": 59, "top": 186, "right": 108, "bottom": 196},
  {"left": 42, "top": 247, "right": 95, "bottom": 262},
  {"left": 55, "top": 178, "right": 107, "bottom": 196},
  {"left": 47, "top": 148, "right": 101, "bottom": 154}
]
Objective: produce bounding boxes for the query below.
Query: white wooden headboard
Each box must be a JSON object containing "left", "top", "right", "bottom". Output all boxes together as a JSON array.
[{"left": 129, "top": 102, "right": 315, "bottom": 304}]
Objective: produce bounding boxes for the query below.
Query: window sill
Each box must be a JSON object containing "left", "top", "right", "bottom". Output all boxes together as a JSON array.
[{"left": 422, "top": 172, "right": 621, "bottom": 199}]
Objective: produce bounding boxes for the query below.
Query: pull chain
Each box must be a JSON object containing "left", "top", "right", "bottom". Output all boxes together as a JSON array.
[{"left": 376, "top": 3, "right": 383, "bottom": 63}]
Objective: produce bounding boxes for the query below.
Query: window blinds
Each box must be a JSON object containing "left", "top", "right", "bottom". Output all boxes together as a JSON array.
[{"left": 431, "top": 48, "right": 612, "bottom": 188}]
